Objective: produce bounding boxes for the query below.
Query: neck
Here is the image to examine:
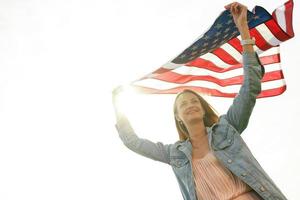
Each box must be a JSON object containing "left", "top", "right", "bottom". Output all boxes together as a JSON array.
[{"left": 186, "top": 121, "right": 208, "bottom": 149}]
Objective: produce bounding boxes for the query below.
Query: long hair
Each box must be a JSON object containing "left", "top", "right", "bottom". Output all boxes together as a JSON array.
[{"left": 173, "top": 89, "right": 219, "bottom": 141}]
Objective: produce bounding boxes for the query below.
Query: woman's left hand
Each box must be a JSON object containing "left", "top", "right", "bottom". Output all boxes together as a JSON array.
[{"left": 225, "top": 2, "right": 248, "bottom": 31}]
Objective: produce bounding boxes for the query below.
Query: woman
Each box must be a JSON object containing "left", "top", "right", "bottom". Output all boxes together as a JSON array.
[{"left": 113, "top": 2, "right": 287, "bottom": 200}]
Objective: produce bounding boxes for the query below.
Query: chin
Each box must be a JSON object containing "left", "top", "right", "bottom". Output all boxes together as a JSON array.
[{"left": 187, "top": 117, "right": 203, "bottom": 125}]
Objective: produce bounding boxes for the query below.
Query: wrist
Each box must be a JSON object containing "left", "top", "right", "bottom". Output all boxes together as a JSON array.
[
  {"left": 239, "top": 28, "right": 251, "bottom": 40},
  {"left": 237, "top": 22, "right": 249, "bottom": 34}
]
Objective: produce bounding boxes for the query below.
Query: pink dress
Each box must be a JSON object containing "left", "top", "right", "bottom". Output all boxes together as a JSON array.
[{"left": 192, "top": 151, "right": 263, "bottom": 200}]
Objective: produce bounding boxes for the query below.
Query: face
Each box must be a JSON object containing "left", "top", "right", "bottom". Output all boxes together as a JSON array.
[{"left": 175, "top": 92, "right": 205, "bottom": 126}]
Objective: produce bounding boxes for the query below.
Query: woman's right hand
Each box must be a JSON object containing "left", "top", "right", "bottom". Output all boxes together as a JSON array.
[
  {"left": 225, "top": 2, "right": 253, "bottom": 52},
  {"left": 112, "top": 86, "right": 123, "bottom": 105},
  {"left": 112, "top": 85, "right": 125, "bottom": 121},
  {"left": 224, "top": 2, "right": 248, "bottom": 32}
]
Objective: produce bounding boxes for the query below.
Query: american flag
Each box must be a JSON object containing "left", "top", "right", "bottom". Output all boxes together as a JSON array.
[{"left": 130, "top": 0, "right": 294, "bottom": 98}]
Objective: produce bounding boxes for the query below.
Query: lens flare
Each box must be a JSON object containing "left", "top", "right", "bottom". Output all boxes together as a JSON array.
[{"left": 114, "top": 85, "right": 139, "bottom": 116}]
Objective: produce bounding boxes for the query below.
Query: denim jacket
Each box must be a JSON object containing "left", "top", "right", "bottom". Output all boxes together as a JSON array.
[{"left": 115, "top": 52, "right": 287, "bottom": 200}]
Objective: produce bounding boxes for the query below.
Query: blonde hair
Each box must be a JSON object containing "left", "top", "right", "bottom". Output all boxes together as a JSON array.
[{"left": 174, "top": 89, "right": 219, "bottom": 141}]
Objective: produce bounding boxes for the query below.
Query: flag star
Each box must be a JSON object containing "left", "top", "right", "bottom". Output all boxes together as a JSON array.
[
  {"left": 191, "top": 51, "right": 198, "bottom": 56},
  {"left": 191, "top": 45, "right": 198, "bottom": 50},
  {"left": 179, "top": 54, "right": 186, "bottom": 58},
  {"left": 232, "top": 30, "right": 238, "bottom": 35},
  {"left": 189, "top": 55, "right": 197, "bottom": 60},
  {"left": 224, "top": 27, "right": 231, "bottom": 33},
  {"left": 253, "top": 15, "right": 260, "bottom": 20},
  {"left": 212, "top": 38, "right": 219, "bottom": 44},
  {"left": 223, "top": 33, "right": 229, "bottom": 39},
  {"left": 216, "top": 31, "right": 221, "bottom": 37},
  {"left": 203, "top": 35, "right": 210, "bottom": 40},
  {"left": 226, "top": 19, "right": 233, "bottom": 25},
  {"left": 215, "top": 23, "right": 223, "bottom": 29}
]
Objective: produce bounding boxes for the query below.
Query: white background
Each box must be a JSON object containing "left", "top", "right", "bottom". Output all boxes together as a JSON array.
[{"left": 0, "top": 0, "right": 299, "bottom": 199}]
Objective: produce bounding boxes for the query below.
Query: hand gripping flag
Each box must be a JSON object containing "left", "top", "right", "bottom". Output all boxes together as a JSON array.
[{"left": 130, "top": 0, "right": 294, "bottom": 98}]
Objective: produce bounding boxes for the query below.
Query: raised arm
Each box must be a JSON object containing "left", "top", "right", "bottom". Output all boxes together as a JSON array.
[
  {"left": 223, "top": 3, "right": 265, "bottom": 133},
  {"left": 112, "top": 86, "right": 171, "bottom": 164}
]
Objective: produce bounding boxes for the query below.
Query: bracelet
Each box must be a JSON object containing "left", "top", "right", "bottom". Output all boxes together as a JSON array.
[{"left": 240, "top": 38, "right": 255, "bottom": 46}]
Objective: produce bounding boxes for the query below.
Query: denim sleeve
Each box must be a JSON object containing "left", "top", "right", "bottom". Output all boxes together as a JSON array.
[
  {"left": 115, "top": 116, "right": 171, "bottom": 164},
  {"left": 224, "top": 51, "right": 265, "bottom": 134}
]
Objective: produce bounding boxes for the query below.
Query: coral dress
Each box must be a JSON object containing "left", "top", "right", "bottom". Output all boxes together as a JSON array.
[{"left": 192, "top": 151, "right": 263, "bottom": 200}]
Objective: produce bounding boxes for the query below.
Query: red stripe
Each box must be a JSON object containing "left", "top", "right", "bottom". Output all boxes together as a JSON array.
[
  {"left": 132, "top": 85, "right": 286, "bottom": 98},
  {"left": 284, "top": 0, "right": 294, "bottom": 37},
  {"left": 264, "top": 20, "right": 290, "bottom": 41},
  {"left": 132, "top": 85, "right": 237, "bottom": 97},
  {"left": 257, "top": 85, "right": 286, "bottom": 98},
  {"left": 184, "top": 54, "right": 279, "bottom": 72},
  {"left": 260, "top": 53, "right": 281, "bottom": 64},
  {"left": 227, "top": 21, "right": 283, "bottom": 52},
  {"left": 211, "top": 48, "right": 239, "bottom": 65},
  {"left": 145, "top": 70, "right": 284, "bottom": 86},
  {"left": 228, "top": 38, "right": 243, "bottom": 53},
  {"left": 152, "top": 67, "right": 170, "bottom": 75},
  {"left": 250, "top": 27, "right": 274, "bottom": 51},
  {"left": 272, "top": 8, "right": 278, "bottom": 22},
  {"left": 152, "top": 71, "right": 244, "bottom": 86},
  {"left": 262, "top": 70, "right": 284, "bottom": 82},
  {"left": 186, "top": 58, "right": 231, "bottom": 72}
]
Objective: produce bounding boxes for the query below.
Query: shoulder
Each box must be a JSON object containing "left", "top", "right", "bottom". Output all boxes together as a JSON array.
[{"left": 210, "top": 114, "right": 241, "bottom": 135}]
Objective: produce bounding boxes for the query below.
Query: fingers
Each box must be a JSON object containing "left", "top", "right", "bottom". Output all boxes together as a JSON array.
[
  {"left": 225, "top": 2, "right": 247, "bottom": 14},
  {"left": 224, "top": 2, "right": 238, "bottom": 10},
  {"left": 112, "top": 85, "right": 124, "bottom": 96}
]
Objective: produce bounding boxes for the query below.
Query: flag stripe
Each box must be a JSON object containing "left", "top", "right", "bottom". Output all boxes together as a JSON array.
[
  {"left": 217, "top": 43, "right": 242, "bottom": 63},
  {"left": 284, "top": 0, "right": 294, "bottom": 37},
  {"left": 178, "top": 53, "right": 279, "bottom": 73},
  {"left": 133, "top": 77, "right": 285, "bottom": 93},
  {"left": 162, "top": 63, "right": 281, "bottom": 81},
  {"left": 272, "top": 0, "right": 294, "bottom": 37},
  {"left": 144, "top": 52, "right": 281, "bottom": 82},
  {"left": 255, "top": 23, "right": 282, "bottom": 46},
  {"left": 264, "top": 20, "right": 290, "bottom": 41},
  {"left": 145, "top": 70, "right": 283, "bottom": 86},
  {"left": 211, "top": 48, "right": 239, "bottom": 65},
  {"left": 273, "top": 6, "right": 286, "bottom": 32},
  {"left": 250, "top": 27, "right": 273, "bottom": 51},
  {"left": 228, "top": 38, "right": 243, "bottom": 53},
  {"left": 132, "top": 83, "right": 286, "bottom": 98}
]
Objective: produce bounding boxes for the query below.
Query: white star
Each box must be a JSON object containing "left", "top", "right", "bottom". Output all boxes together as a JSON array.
[
  {"left": 223, "top": 33, "right": 229, "bottom": 39},
  {"left": 191, "top": 45, "right": 198, "bottom": 50},
  {"left": 253, "top": 15, "right": 260, "bottom": 20},
  {"left": 213, "top": 38, "right": 219, "bottom": 44},
  {"left": 224, "top": 27, "right": 231, "bottom": 33},
  {"left": 226, "top": 19, "right": 233, "bottom": 25},
  {"left": 203, "top": 42, "right": 209, "bottom": 47},
  {"left": 203, "top": 35, "right": 210, "bottom": 40},
  {"left": 179, "top": 54, "right": 186, "bottom": 58},
  {"left": 191, "top": 51, "right": 198, "bottom": 56},
  {"left": 215, "top": 23, "right": 223, "bottom": 29}
]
